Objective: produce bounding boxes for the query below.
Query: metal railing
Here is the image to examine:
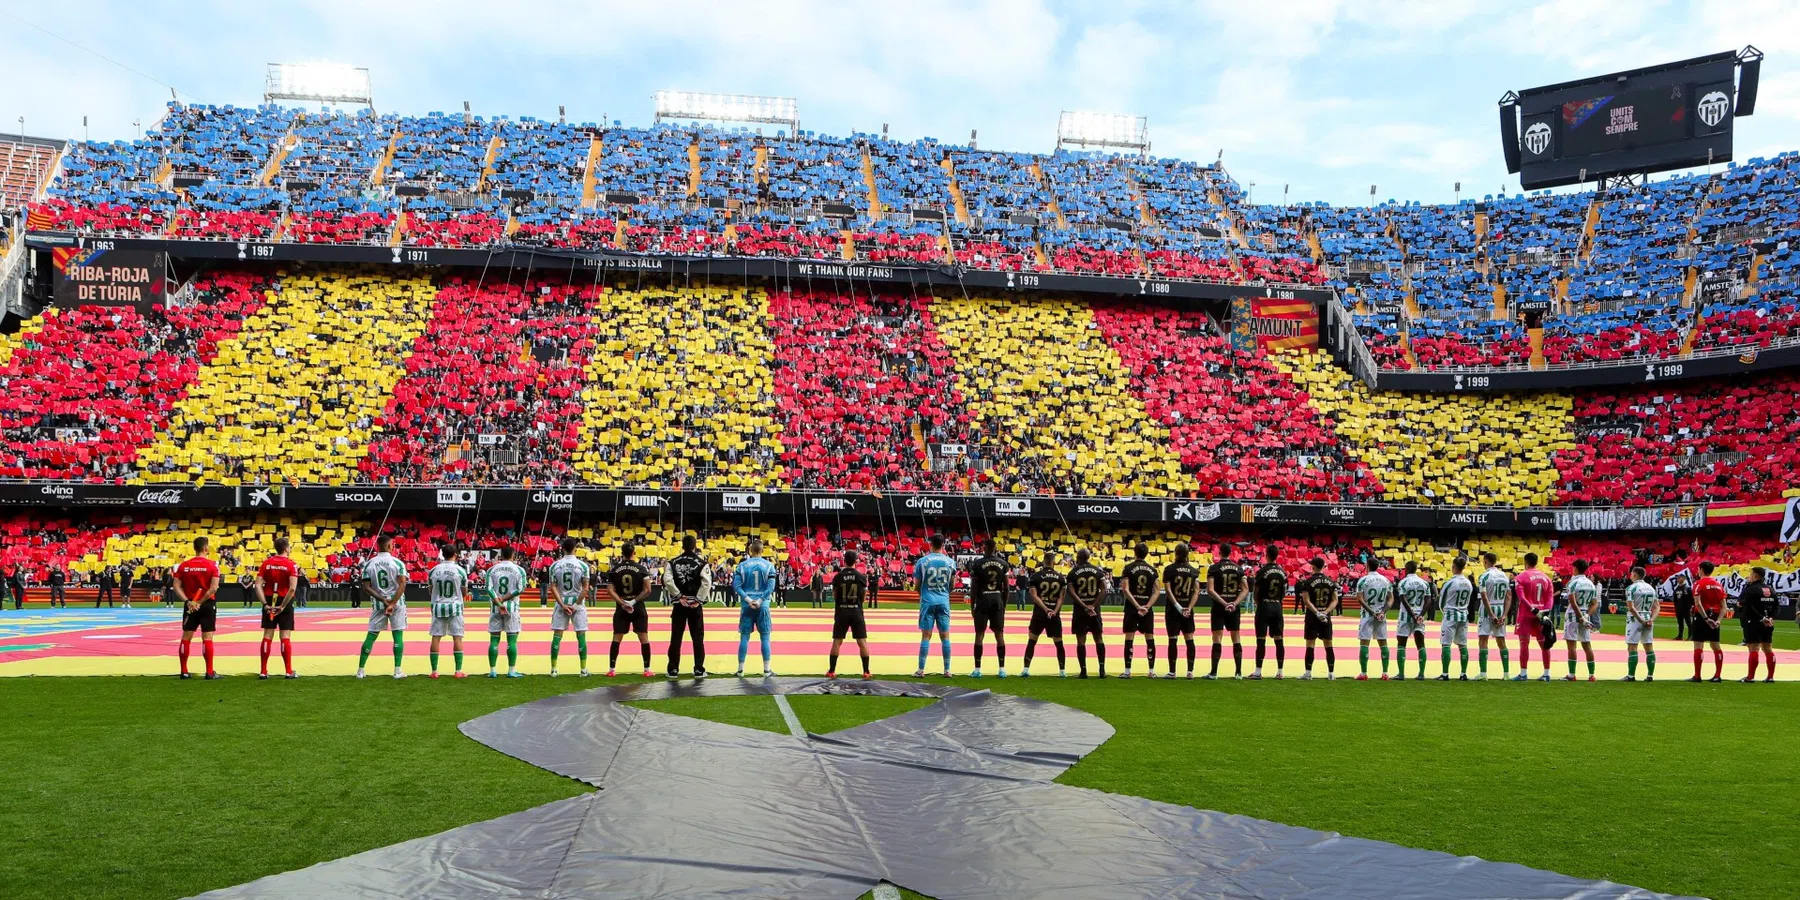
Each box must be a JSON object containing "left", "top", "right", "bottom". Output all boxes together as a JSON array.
[{"left": 1375, "top": 330, "right": 1800, "bottom": 377}]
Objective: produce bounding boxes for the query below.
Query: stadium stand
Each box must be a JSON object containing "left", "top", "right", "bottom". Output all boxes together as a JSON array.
[
  {"left": 136, "top": 269, "right": 436, "bottom": 485},
  {"left": 1, "top": 136, "right": 62, "bottom": 210},
  {"left": 573, "top": 284, "right": 782, "bottom": 490}
]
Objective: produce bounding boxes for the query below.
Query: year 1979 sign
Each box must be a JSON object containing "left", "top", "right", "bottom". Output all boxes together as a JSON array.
[{"left": 52, "top": 246, "right": 167, "bottom": 306}]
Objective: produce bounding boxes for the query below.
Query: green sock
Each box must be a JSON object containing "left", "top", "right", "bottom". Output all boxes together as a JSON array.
[
  {"left": 488, "top": 634, "right": 500, "bottom": 669},
  {"left": 576, "top": 632, "right": 588, "bottom": 667},
  {"left": 1459, "top": 645, "right": 1468, "bottom": 674},
  {"left": 1645, "top": 649, "right": 1656, "bottom": 676},
  {"left": 1567, "top": 653, "right": 1576, "bottom": 676},
  {"left": 551, "top": 632, "right": 563, "bottom": 668},
  {"left": 358, "top": 632, "right": 379, "bottom": 668},
  {"left": 454, "top": 650, "right": 463, "bottom": 673},
  {"left": 1499, "top": 645, "right": 1510, "bottom": 676},
  {"left": 392, "top": 632, "right": 404, "bottom": 667},
  {"left": 1359, "top": 645, "right": 1369, "bottom": 674},
  {"left": 1440, "top": 646, "right": 1450, "bottom": 675},
  {"left": 506, "top": 633, "right": 518, "bottom": 668},
  {"left": 1396, "top": 645, "right": 1406, "bottom": 678},
  {"left": 431, "top": 650, "right": 440, "bottom": 673},
  {"left": 1586, "top": 656, "right": 1595, "bottom": 676},
  {"left": 1628, "top": 647, "right": 1639, "bottom": 677},
  {"left": 1479, "top": 647, "right": 1488, "bottom": 674},
  {"left": 1380, "top": 644, "right": 1390, "bottom": 674}
]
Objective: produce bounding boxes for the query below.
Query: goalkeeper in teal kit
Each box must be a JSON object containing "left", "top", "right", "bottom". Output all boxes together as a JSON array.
[{"left": 734, "top": 540, "right": 778, "bottom": 678}]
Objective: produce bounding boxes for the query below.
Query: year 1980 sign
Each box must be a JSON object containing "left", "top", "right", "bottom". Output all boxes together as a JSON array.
[{"left": 52, "top": 246, "right": 167, "bottom": 306}]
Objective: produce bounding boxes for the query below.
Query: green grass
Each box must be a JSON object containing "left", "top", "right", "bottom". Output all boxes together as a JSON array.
[
  {"left": 631, "top": 694, "right": 935, "bottom": 736},
  {"left": 629, "top": 695, "right": 790, "bottom": 733},
  {"left": 3, "top": 677, "right": 1795, "bottom": 900}
]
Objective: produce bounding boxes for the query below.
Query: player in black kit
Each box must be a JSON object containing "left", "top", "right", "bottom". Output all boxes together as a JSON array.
[
  {"left": 664, "top": 535, "right": 711, "bottom": 679},
  {"left": 1118, "top": 543, "right": 1159, "bottom": 677},
  {"left": 967, "top": 539, "right": 1012, "bottom": 678},
  {"left": 1205, "top": 543, "right": 1248, "bottom": 679},
  {"left": 826, "top": 550, "right": 874, "bottom": 680},
  {"left": 1021, "top": 553, "right": 1067, "bottom": 677},
  {"left": 1251, "top": 546, "right": 1289, "bottom": 679},
  {"left": 1066, "top": 549, "right": 1108, "bottom": 678},
  {"left": 605, "top": 542, "right": 654, "bottom": 677},
  {"left": 1162, "top": 544, "right": 1202, "bottom": 678},
  {"left": 1297, "top": 557, "right": 1339, "bottom": 679}
]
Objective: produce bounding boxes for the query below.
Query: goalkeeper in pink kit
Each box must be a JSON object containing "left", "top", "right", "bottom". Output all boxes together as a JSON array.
[{"left": 1513, "top": 553, "right": 1557, "bottom": 682}]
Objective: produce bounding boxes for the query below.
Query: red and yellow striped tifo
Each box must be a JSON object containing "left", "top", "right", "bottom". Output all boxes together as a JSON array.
[{"left": 0, "top": 607, "right": 1794, "bottom": 680}]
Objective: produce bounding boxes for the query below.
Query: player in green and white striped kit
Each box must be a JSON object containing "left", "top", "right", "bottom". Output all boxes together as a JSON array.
[
  {"left": 1474, "top": 552, "right": 1512, "bottom": 680},
  {"left": 1623, "top": 566, "right": 1658, "bottom": 681},
  {"left": 548, "top": 537, "right": 592, "bottom": 677},
  {"left": 1355, "top": 568, "right": 1392, "bottom": 680},
  {"left": 485, "top": 546, "right": 527, "bottom": 678},
  {"left": 1562, "top": 559, "right": 1601, "bottom": 681},
  {"left": 1436, "top": 557, "right": 1474, "bottom": 680},
  {"left": 427, "top": 544, "right": 470, "bottom": 678},
  {"left": 1395, "top": 562, "right": 1431, "bottom": 680},
  {"left": 357, "top": 535, "right": 409, "bottom": 680}
]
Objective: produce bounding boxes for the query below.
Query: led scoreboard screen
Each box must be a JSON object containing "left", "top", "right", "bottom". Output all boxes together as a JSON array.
[{"left": 1504, "top": 51, "right": 1753, "bottom": 190}]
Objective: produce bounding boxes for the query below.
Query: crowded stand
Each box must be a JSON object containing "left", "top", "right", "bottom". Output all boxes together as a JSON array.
[
  {"left": 136, "top": 270, "right": 436, "bottom": 485},
  {"left": 766, "top": 288, "right": 978, "bottom": 492}
]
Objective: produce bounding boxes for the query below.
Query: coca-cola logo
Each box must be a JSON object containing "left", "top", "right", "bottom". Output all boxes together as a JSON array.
[{"left": 135, "top": 489, "right": 185, "bottom": 505}]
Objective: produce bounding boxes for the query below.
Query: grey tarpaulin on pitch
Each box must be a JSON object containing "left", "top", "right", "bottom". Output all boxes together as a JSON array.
[{"left": 192, "top": 679, "right": 1693, "bottom": 899}]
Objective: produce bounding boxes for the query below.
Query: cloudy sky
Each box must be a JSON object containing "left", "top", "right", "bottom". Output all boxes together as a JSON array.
[{"left": 2, "top": 0, "right": 1795, "bottom": 205}]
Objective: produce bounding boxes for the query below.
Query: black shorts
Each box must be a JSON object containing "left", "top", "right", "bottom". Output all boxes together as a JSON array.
[
  {"left": 260, "top": 605, "right": 296, "bottom": 631},
  {"left": 1029, "top": 607, "right": 1063, "bottom": 639},
  {"left": 1254, "top": 605, "right": 1284, "bottom": 638},
  {"left": 611, "top": 602, "right": 650, "bottom": 635},
  {"left": 971, "top": 600, "right": 1005, "bottom": 634},
  {"left": 1303, "top": 613, "right": 1334, "bottom": 641},
  {"left": 1121, "top": 604, "right": 1157, "bottom": 635},
  {"left": 1163, "top": 606, "right": 1196, "bottom": 636},
  {"left": 1690, "top": 616, "right": 1722, "bottom": 644},
  {"left": 182, "top": 602, "right": 218, "bottom": 633},
  {"left": 832, "top": 607, "right": 868, "bottom": 642},
  {"left": 1208, "top": 602, "right": 1242, "bottom": 633},
  {"left": 1071, "top": 605, "right": 1103, "bottom": 637},
  {"left": 1741, "top": 620, "right": 1775, "bottom": 645}
]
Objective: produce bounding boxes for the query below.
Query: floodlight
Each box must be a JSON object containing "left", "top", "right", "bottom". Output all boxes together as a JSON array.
[
  {"left": 1056, "top": 111, "right": 1148, "bottom": 152},
  {"left": 265, "top": 63, "right": 374, "bottom": 107},
  {"left": 654, "top": 91, "right": 799, "bottom": 132}
]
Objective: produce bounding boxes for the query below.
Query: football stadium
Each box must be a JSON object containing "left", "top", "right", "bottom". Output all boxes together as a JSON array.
[{"left": 2, "top": 8, "right": 1798, "bottom": 899}]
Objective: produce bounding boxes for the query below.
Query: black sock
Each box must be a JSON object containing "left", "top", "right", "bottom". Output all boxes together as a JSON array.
[
  {"left": 1274, "top": 639, "right": 1285, "bottom": 669},
  {"left": 1233, "top": 643, "right": 1243, "bottom": 674},
  {"left": 1186, "top": 638, "right": 1197, "bottom": 674},
  {"left": 1094, "top": 639, "right": 1106, "bottom": 675},
  {"left": 641, "top": 643, "right": 651, "bottom": 670},
  {"left": 1054, "top": 640, "right": 1065, "bottom": 668},
  {"left": 1077, "top": 639, "right": 1089, "bottom": 674},
  {"left": 829, "top": 651, "right": 839, "bottom": 673},
  {"left": 1325, "top": 645, "right": 1336, "bottom": 672},
  {"left": 860, "top": 653, "right": 869, "bottom": 675},
  {"left": 974, "top": 636, "right": 984, "bottom": 669},
  {"left": 1124, "top": 639, "right": 1133, "bottom": 669},
  {"left": 994, "top": 638, "right": 1005, "bottom": 667},
  {"left": 1256, "top": 637, "right": 1267, "bottom": 668},
  {"left": 1023, "top": 636, "right": 1037, "bottom": 668},
  {"left": 1209, "top": 642, "right": 1222, "bottom": 675},
  {"left": 608, "top": 640, "right": 621, "bottom": 668},
  {"left": 1305, "top": 646, "right": 1315, "bottom": 671},
  {"left": 1168, "top": 640, "right": 1177, "bottom": 674},
  {"left": 1145, "top": 638, "right": 1156, "bottom": 667}
]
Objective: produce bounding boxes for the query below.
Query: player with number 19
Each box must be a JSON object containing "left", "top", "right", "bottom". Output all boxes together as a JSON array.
[
  {"left": 485, "top": 546, "right": 527, "bottom": 678},
  {"left": 1436, "top": 558, "right": 1474, "bottom": 680},
  {"left": 427, "top": 544, "right": 470, "bottom": 679}
]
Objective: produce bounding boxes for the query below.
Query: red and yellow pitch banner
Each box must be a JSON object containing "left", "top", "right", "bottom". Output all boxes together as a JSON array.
[
  {"left": 1706, "top": 499, "right": 1788, "bottom": 525},
  {"left": 1251, "top": 297, "right": 1319, "bottom": 351}
]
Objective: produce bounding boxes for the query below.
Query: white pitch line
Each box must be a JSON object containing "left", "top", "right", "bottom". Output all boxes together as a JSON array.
[{"left": 771, "top": 692, "right": 807, "bottom": 740}]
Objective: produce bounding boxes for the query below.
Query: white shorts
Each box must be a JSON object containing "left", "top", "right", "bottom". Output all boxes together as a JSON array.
[
  {"left": 1625, "top": 620, "right": 1656, "bottom": 645},
  {"left": 1439, "top": 621, "right": 1468, "bottom": 647},
  {"left": 430, "top": 614, "right": 465, "bottom": 638},
  {"left": 1563, "top": 618, "right": 1594, "bottom": 643},
  {"left": 1358, "top": 615, "right": 1388, "bottom": 641},
  {"left": 1397, "top": 615, "right": 1427, "bottom": 639},
  {"left": 367, "top": 604, "right": 407, "bottom": 633},
  {"left": 551, "top": 605, "right": 589, "bottom": 632},
  {"left": 488, "top": 608, "right": 522, "bottom": 634},
  {"left": 1477, "top": 616, "right": 1506, "bottom": 639}
]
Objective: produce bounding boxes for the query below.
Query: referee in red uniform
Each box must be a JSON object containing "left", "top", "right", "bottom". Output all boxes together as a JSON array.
[
  {"left": 174, "top": 537, "right": 223, "bottom": 680},
  {"left": 254, "top": 537, "right": 300, "bottom": 680}
]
